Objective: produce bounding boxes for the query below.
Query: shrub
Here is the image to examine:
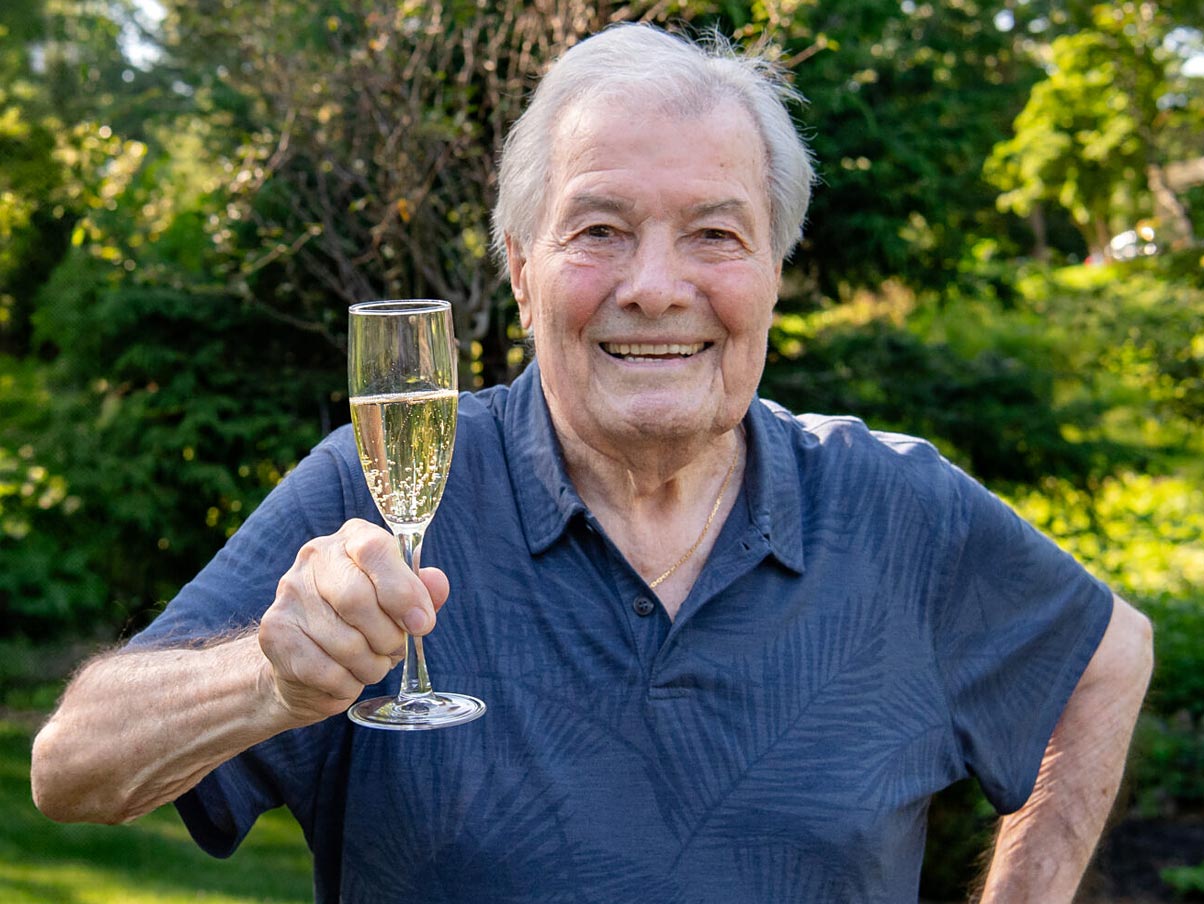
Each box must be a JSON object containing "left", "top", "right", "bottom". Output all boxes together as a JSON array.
[{"left": 0, "top": 255, "right": 338, "bottom": 637}]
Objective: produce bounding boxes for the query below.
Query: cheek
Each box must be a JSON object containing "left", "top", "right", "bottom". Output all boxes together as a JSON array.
[
  {"left": 714, "top": 284, "right": 776, "bottom": 340},
  {"left": 712, "top": 277, "right": 776, "bottom": 388},
  {"left": 533, "top": 264, "right": 610, "bottom": 337}
]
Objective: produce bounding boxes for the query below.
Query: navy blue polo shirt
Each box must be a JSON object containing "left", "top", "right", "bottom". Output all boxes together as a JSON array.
[{"left": 132, "top": 360, "right": 1112, "bottom": 903}]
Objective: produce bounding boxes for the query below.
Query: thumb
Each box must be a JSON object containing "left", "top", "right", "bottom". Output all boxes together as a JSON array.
[{"left": 418, "top": 567, "right": 451, "bottom": 611}]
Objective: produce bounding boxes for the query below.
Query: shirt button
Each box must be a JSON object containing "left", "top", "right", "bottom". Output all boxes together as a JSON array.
[{"left": 632, "top": 596, "right": 655, "bottom": 617}]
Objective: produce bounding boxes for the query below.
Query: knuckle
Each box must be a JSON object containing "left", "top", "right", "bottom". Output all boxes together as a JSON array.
[
  {"left": 340, "top": 529, "right": 371, "bottom": 562},
  {"left": 315, "top": 661, "right": 363, "bottom": 700},
  {"left": 274, "top": 570, "right": 304, "bottom": 602},
  {"left": 258, "top": 609, "right": 282, "bottom": 645},
  {"left": 346, "top": 526, "right": 397, "bottom": 570},
  {"left": 305, "top": 640, "right": 385, "bottom": 698},
  {"left": 258, "top": 603, "right": 299, "bottom": 656},
  {"left": 296, "top": 535, "right": 327, "bottom": 564},
  {"left": 362, "top": 624, "right": 407, "bottom": 657},
  {"left": 341, "top": 519, "right": 384, "bottom": 549}
]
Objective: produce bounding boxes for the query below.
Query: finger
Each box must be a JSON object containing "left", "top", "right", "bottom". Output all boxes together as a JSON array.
[
  {"left": 278, "top": 533, "right": 402, "bottom": 683},
  {"left": 312, "top": 537, "right": 410, "bottom": 657},
  {"left": 418, "top": 567, "right": 450, "bottom": 611},
  {"left": 340, "top": 522, "right": 436, "bottom": 636},
  {"left": 280, "top": 566, "right": 398, "bottom": 687},
  {"left": 301, "top": 616, "right": 395, "bottom": 688},
  {"left": 305, "top": 543, "right": 411, "bottom": 673},
  {"left": 259, "top": 605, "right": 373, "bottom": 716}
]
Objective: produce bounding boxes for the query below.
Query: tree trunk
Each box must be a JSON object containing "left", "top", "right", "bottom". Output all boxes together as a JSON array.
[
  {"left": 1028, "top": 204, "right": 1049, "bottom": 261},
  {"left": 1088, "top": 215, "right": 1111, "bottom": 262},
  {"left": 1147, "top": 162, "right": 1196, "bottom": 250}
]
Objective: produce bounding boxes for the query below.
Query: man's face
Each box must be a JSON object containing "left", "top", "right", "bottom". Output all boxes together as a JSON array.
[{"left": 507, "top": 97, "right": 781, "bottom": 455}]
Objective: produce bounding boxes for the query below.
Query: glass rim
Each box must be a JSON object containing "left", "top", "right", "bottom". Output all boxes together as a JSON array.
[{"left": 349, "top": 299, "right": 451, "bottom": 315}]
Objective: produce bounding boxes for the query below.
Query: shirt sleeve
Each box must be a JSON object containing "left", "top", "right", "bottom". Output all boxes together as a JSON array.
[
  {"left": 934, "top": 468, "right": 1114, "bottom": 814},
  {"left": 124, "top": 426, "right": 366, "bottom": 855}
]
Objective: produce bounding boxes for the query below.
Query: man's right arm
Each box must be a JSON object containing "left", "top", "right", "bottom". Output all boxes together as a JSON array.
[
  {"left": 31, "top": 519, "right": 446, "bottom": 825},
  {"left": 31, "top": 633, "right": 298, "bottom": 824}
]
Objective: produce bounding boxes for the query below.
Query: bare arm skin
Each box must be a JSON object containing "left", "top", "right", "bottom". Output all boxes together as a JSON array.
[
  {"left": 978, "top": 594, "right": 1154, "bottom": 902},
  {"left": 30, "top": 519, "right": 447, "bottom": 824}
]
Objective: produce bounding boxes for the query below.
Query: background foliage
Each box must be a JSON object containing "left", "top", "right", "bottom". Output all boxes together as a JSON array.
[{"left": 1, "top": 0, "right": 1202, "bottom": 898}]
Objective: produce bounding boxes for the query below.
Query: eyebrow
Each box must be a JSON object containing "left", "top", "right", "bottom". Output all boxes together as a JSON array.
[
  {"left": 563, "top": 193, "right": 634, "bottom": 217},
  {"left": 687, "top": 199, "right": 754, "bottom": 222},
  {"left": 562, "top": 194, "right": 755, "bottom": 225}
]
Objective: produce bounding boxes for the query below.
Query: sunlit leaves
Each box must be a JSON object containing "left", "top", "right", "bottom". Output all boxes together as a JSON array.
[
  {"left": 1007, "top": 473, "right": 1204, "bottom": 598},
  {"left": 984, "top": 1, "right": 1200, "bottom": 257}
]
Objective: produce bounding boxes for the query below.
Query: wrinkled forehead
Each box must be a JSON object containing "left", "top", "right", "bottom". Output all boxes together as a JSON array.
[
  {"left": 547, "top": 91, "right": 768, "bottom": 181},
  {"left": 529, "top": 98, "right": 774, "bottom": 260}
]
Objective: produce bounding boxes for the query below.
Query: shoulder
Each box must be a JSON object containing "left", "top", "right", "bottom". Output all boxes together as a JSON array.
[
  {"left": 308, "top": 423, "right": 360, "bottom": 474},
  {"left": 759, "top": 399, "right": 951, "bottom": 476},
  {"left": 452, "top": 383, "right": 511, "bottom": 463},
  {"left": 220, "top": 424, "right": 370, "bottom": 542},
  {"left": 287, "top": 425, "right": 364, "bottom": 515},
  {"left": 459, "top": 382, "right": 511, "bottom": 430},
  {"left": 754, "top": 398, "right": 978, "bottom": 532}
]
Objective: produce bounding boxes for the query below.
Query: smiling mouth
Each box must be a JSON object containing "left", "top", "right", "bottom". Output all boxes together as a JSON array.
[{"left": 600, "top": 341, "right": 710, "bottom": 361}]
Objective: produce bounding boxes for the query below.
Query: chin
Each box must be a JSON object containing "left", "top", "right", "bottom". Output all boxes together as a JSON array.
[{"left": 601, "top": 399, "right": 718, "bottom": 442}]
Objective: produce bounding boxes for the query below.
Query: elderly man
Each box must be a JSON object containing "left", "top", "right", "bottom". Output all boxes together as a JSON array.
[{"left": 32, "top": 23, "right": 1150, "bottom": 903}]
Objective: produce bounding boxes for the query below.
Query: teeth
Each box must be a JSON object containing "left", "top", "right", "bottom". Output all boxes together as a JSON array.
[{"left": 602, "top": 342, "right": 705, "bottom": 357}]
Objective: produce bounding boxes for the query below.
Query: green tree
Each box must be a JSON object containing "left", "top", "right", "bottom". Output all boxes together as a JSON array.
[
  {"left": 0, "top": 0, "right": 68, "bottom": 353},
  {"left": 0, "top": 0, "right": 338, "bottom": 634},
  {"left": 710, "top": 0, "right": 1051, "bottom": 292},
  {"left": 984, "top": 3, "right": 1202, "bottom": 258}
]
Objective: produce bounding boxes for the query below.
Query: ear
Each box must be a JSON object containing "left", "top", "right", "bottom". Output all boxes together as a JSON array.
[{"left": 505, "top": 234, "right": 533, "bottom": 330}]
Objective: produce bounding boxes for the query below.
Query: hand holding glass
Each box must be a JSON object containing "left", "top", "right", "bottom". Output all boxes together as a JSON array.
[{"left": 346, "top": 300, "right": 485, "bottom": 730}]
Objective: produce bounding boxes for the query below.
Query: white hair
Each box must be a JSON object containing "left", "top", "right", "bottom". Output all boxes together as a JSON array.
[{"left": 491, "top": 22, "right": 815, "bottom": 265}]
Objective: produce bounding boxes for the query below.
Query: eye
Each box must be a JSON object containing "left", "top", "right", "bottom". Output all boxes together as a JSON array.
[
  {"left": 583, "top": 224, "right": 617, "bottom": 239},
  {"left": 689, "top": 225, "right": 752, "bottom": 257}
]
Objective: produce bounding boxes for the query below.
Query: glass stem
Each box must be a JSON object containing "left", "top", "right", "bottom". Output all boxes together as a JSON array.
[{"left": 396, "top": 529, "right": 433, "bottom": 700}]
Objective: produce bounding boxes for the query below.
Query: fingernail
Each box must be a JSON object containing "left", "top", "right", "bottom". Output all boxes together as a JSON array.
[{"left": 403, "top": 608, "right": 431, "bottom": 635}]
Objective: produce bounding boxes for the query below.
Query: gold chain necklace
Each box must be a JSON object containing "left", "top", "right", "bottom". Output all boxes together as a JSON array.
[{"left": 648, "top": 445, "right": 740, "bottom": 590}]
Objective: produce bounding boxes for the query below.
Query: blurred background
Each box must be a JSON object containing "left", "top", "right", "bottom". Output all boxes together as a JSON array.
[{"left": 1, "top": 0, "right": 1201, "bottom": 901}]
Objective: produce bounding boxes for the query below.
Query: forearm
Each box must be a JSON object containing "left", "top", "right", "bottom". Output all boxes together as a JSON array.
[
  {"left": 979, "top": 596, "right": 1153, "bottom": 902},
  {"left": 31, "top": 521, "right": 444, "bottom": 826},
  {"left": 980, "top": 715, "right": 1130, "bottom": 900},
  {"left": 31, "top": 632, "right": 301, "bottom": 824}
]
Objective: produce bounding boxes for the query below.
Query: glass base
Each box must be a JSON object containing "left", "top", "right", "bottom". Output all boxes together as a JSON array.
[{"left": 347, "top": 692, "right": 486, "bottom": 730}]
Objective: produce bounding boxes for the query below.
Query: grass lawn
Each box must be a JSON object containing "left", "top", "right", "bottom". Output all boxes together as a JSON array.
[{"left": 0, "top": 715, "right": 312, "bottom": 903}]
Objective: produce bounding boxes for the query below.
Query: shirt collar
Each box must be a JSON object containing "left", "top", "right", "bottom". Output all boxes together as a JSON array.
[
  {"left": 742, "top": 397, "right": 806, "bottom": 574},
  {"left": 504, "top": 359, "right": 588, "bottom": 554},
  {"left": 503, "top": 359, "right": 805, "bottom": 574}
]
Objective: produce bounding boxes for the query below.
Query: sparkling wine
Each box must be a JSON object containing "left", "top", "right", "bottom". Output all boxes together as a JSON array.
[{"left": 350, "top": 389, "right": 458, "bottom": 529}]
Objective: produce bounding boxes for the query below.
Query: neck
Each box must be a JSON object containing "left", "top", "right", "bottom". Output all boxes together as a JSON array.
[
  {"left": 559, "top": 421, "right": 745, "bottom": 619},
  {"left": 554, "top": 414, "right": 742, "bottom": 508}
]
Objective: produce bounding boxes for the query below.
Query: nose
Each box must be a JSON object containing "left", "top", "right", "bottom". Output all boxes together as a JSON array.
[{"left": 614, "top": 230, "right": 692, "bottom": 317}]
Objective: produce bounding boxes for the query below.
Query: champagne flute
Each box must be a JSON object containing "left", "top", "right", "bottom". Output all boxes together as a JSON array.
[{"left": 345, "top": 299, "right": 486, "bottom": 730}]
